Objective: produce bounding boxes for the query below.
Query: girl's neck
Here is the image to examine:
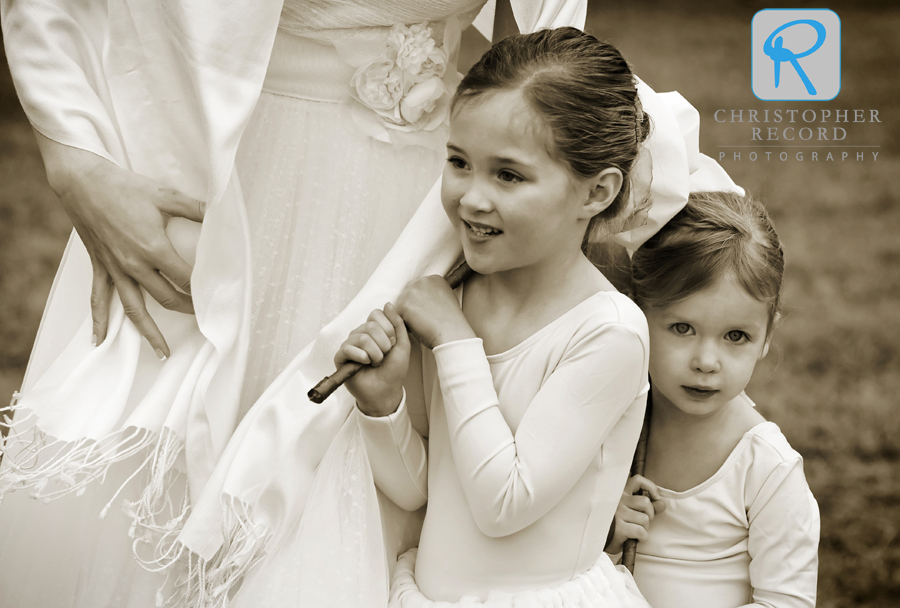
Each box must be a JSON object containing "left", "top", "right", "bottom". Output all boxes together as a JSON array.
[
  {"left": 464, "top": 249, "right": 613, "bottom": 355},
  {"left": 478, "top": 248, "right": 607, "bottom": 309},
  {"left": 645, "top": 383, "right": 765, "bottom": 492}
]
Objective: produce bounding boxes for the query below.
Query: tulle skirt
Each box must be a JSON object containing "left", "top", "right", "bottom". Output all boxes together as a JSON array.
[{"left": 0, "top": 30, "right": 444, "bottom": 607}]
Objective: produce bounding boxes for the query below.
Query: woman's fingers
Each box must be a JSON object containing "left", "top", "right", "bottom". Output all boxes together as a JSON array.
[
  {"left": 37, "top": 136, "right": 210, "bottom": 355},
  {"left": 155, "top": 244, "right": 195, "bottom": 296},
  {"left": 157, "top": 187, "right": 207, "bottom": 223},
  {"left": 90, "top": 262, "right": 112, "bottom": 345},
  {"left": 109, "top": 268, "right": 170, "bottom": 359},
  {"left": 131, "top": 265, "right": 194, "bottom": 315}
]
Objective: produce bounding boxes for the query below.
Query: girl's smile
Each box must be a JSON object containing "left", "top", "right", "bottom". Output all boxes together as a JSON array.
[{"left": 463, "top": 218, "right": 502, "bottom": 239}]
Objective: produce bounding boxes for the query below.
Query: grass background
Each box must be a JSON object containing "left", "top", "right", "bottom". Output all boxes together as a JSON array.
[{"left": 1, "top": 1, "right": 898, "bottom": 606}]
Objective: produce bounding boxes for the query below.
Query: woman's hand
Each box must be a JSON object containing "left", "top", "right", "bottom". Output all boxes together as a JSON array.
[
  {"left": 605, "top": 474, "right": 667, "bottom": 554},
  {"left": 395, "top": 275, "right": 475, "bottom": 349},
  {"left": 36, "top": 133, "right": 206, "bottom": 359},
  {"left": 336, "top": 304, "right": 410, "bottom": 417}
]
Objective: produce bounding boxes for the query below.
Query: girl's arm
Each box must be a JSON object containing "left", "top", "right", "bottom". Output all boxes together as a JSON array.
[
  {"left": 338, "top": 306, "right": 429, "bottom": 512},
  {"left": 357, "top": 394, "right": 429, "bottom": 512},
  {"left": 433, "top": 320, "right": 647, "bottom": 538},
  {"left": 741, "top": 457, "right": 820, "bottom": 608}
]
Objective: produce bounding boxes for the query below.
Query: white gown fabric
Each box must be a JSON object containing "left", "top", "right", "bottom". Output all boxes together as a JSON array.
[{"left": 1, "top": 0, "right": 740, "bottom": 606}]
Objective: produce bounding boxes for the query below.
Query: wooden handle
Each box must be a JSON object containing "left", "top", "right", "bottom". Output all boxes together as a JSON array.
[
  {"left": 307, "top": 261, "right": 473, "bottom": 404},
  {"left": 622, "top": 391, "right": 653, "bottom": 573}
]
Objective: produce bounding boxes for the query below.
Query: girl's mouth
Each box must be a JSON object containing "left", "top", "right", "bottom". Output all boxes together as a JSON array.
[
  {"left": 463, "top": 220, "right": 502, "bottom": 238},
  {"left": 682, "top": 386, "right": 719, "bottom": 400}
]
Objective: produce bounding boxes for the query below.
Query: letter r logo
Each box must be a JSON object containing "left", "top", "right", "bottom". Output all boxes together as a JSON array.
[{"left": 752, "top": 9, "right": 840, "bottom": 101}]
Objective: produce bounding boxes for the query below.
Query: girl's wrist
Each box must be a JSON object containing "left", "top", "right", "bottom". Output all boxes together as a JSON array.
[
  {"left": 356, "top": 388, "right": 404, "bottom": 418},
  {"left": 431, "top": 325, "right": 477, "bottom": 348}
]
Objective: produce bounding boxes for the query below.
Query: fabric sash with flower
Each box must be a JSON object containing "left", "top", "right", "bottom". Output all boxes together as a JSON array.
[{"left": 335, "top": 20, "right": 463, "bottom": 153}]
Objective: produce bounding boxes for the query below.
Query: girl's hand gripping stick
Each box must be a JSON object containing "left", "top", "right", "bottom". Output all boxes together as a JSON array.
[{"left": 307, "top": 261, "right": 473, "bottom": 404}]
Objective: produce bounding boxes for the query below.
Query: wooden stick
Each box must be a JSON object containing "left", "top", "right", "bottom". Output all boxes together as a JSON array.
[
  {"left": 622, "top": 389, "right": 653, "bottom": 573},
  {"left": 307, "top": 261, "right": 473, "bottom": 404}
]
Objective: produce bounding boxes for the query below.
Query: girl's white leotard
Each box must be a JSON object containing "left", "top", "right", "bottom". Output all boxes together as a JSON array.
[
  {"left": 633, "top": 419, "right": 820, "bottom": 608},
  {"left": 359, "top": 290, "right": 650, "bottom": 602}
]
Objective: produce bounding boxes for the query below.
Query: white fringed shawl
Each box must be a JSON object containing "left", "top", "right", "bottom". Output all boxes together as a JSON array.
[{"left": 1, "top": 0, "right": 739, "bottom": 605}]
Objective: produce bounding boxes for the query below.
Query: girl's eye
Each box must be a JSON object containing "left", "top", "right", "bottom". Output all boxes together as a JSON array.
[
  {"left": 726, "top": 330, "right": 749, "bottom": 343},
  {"left": 448, "top": 156, "right": 467, "bottom": 170},
  {"left": 498, "top": 170, "right": 523, "bottom": 184},
  {"left": 672, "top": 323, "right": 692, "bottom": 335}
]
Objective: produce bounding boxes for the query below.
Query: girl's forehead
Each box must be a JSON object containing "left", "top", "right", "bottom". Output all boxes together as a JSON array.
[
  {"left": 449, "top": 89, "right": 554, "bottom": 158},
  {"left": 655, "top": 275, "right": 769, "bottom": 327}
]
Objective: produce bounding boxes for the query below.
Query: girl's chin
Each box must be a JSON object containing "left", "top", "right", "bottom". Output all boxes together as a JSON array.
[
  {"left": 460, "top": 254, "right": 494, "bottom": 275},
  {"left": 460, "top": 253, "right": 504, "bottom": 276}
]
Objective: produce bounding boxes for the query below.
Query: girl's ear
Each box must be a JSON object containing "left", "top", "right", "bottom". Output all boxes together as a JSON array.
[{"left": 581, "top": 167, "right": 623, "bottom": 218}]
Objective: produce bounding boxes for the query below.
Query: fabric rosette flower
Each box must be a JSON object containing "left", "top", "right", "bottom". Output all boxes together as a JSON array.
[
  {"left": 351, "top": 58, "right": 406, "bottom": 114},
  {"left": 337, "top": 21, "right": 461, "bottom": 151},
  {"left": 399, "top": 76, "right": 448, "bottom": 130}
]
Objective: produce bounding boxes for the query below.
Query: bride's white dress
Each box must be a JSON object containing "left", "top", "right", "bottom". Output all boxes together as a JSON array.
[{"left": 0, "top": 2, "right": 482, "bottom": 605}]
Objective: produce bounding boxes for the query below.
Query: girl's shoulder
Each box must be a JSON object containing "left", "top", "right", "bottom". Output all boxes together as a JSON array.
[
  {"left": 574, "top": 290, "right": 648, "bottom": 338},
  {"left": 738, "top": 396, "right": 803, "bottom": 468},
  {"left": 735, "top": 417, "right": 811, "bottom": 513},
  {"left": 659, "top": 420, "right": 805, "bottom": 502},
  {"left": 549, "top": 290, "right": 650, "bottom": 369},
  {"left": 513, "top": 289, "right": 649, "bottom": 359},
  {"left": 487, "top": 290, "right": 648, "bottom": 368}
]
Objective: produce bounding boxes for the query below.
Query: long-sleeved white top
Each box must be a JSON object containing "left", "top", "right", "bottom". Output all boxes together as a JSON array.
[
  {"left": 633, "top": 421, "right": 820, "bottom": 608},
  {"left": 358, "top": 290, "right": 650, "bottom": 601}
]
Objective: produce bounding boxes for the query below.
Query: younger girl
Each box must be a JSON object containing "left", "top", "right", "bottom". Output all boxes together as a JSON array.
[
  {"left": 607, "top": 191, "right": 820, "bottom": 608},
  {"left": 337, "top": 28, "right": 653, "bottom": 606}
]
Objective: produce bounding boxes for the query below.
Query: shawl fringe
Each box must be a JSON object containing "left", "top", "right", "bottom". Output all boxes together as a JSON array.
[
  {"left": 0, "top": 395, "right": 158, "bottom": 505},
  {"left": 129, "top": 428, "right": 191, "bottom": 571},
  {"left": 147, "top": 494, "right": 271, "bottom": 608}
]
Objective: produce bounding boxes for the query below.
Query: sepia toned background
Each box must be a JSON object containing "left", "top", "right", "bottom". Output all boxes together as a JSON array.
[{"left": 1, "top": 1, "right": 898, "bottom": 606}]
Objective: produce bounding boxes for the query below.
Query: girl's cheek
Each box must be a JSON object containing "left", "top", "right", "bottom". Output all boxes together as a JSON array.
[{"left": 440, "top": 176, "right": 463, "bottom": 216}]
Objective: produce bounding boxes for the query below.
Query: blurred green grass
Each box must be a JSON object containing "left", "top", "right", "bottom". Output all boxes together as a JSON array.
[{"left": 1, "top": 3, "right": 898, "bottom": 607}]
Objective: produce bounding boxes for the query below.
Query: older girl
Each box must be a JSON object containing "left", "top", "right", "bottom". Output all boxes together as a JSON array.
[{"left": 338, "top": 28, "right": 653, "bottom": 606}]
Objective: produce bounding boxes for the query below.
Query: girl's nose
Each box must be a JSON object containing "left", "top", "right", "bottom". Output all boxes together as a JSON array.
[
  {"left": 459, "top": 181, "right": 493, "bottom": 213},
  {"left": 691, "top": 342, "right": 721, "bottom": 374}
]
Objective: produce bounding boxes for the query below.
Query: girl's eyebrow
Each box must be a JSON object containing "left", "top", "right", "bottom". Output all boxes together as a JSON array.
[
  {"left": 447, "top": 143, "right": 534, "bottom": 168},
  {"left": 494, "top": 155, "right": 531, "bottom": 167}
]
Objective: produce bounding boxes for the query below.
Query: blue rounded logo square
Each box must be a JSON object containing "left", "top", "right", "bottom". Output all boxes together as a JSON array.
[{"left": 752, "top": 9, "right": 841, "bottom": 101}]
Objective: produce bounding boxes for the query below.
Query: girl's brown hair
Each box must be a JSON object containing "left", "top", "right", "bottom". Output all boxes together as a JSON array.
[
  {"left": 452, "top": 27, "right": 651, "bottom": 246},
  {"left": 631, "top": 191, "right": 785, "bottom": 327}
]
